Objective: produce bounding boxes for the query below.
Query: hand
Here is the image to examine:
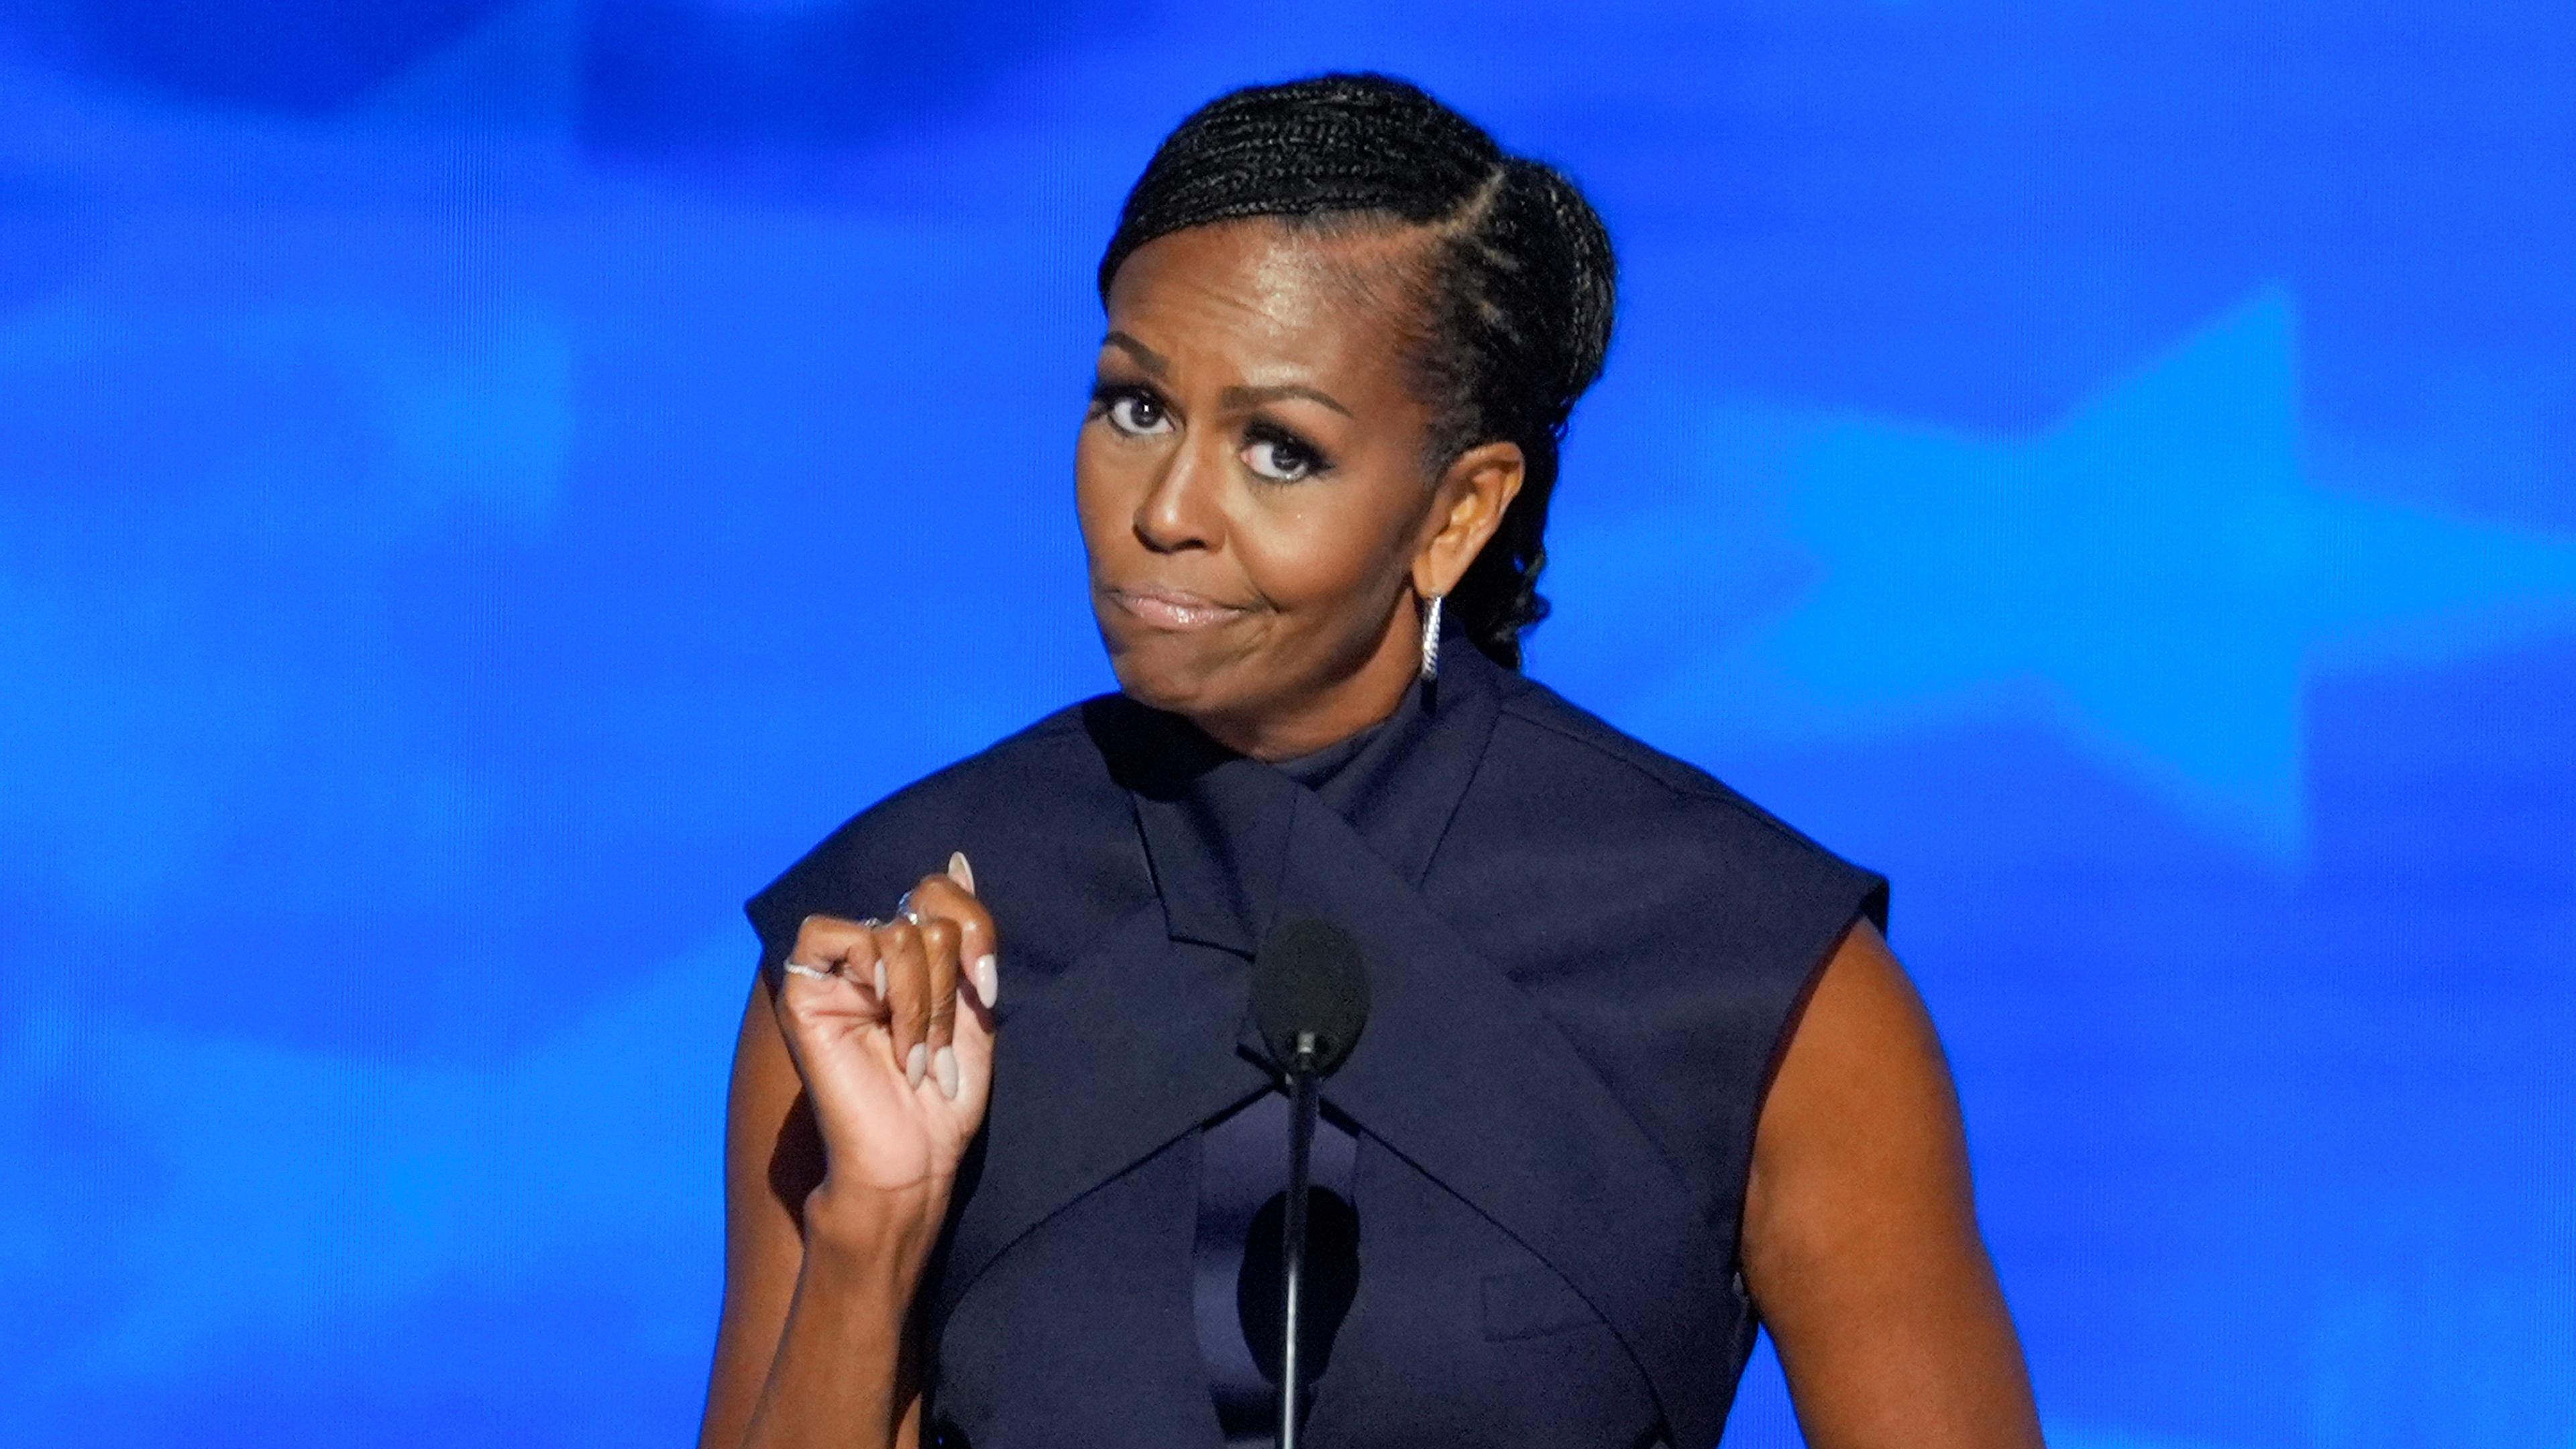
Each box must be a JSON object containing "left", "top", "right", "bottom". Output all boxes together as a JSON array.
[{"left": 772, "top": 851, "right": 999, "bottom": 1251}]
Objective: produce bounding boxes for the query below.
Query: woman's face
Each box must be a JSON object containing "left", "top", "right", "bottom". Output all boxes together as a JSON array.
[{"left": 1077, "top": 219, "right": 1513, "bottom": 759}]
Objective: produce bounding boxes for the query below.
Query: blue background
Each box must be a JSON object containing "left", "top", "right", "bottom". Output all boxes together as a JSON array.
[{"left": 4, "top": 3, "right": 2573, "bottom": 1444}]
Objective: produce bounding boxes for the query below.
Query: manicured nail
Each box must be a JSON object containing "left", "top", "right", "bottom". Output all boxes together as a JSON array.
[
  {"left": 973, "top": 954, "right": 999, "bottom": 1009},
  {"left": 934, "top": 1045, "right": 960, "bottom": 1100},
  {"left": 873, "top": 959, "right": 888, "bottom": 1000},
  {"left": 906, "top": 1042, "right": 928, "bottom": 1089},
  {"left": 948, "top": 850, "right": 975, "bottom": 894}
]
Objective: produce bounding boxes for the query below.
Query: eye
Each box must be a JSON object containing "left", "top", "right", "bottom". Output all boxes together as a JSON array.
[
  {"left": 1102, "top": 388, "right": 1173, "bottom": 438},
  {"left": 1242, "top": 427, "right": 1326, "bottom": 482}
]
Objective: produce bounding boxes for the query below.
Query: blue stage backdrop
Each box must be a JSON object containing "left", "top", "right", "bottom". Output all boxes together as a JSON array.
[{"left": 3, "top": 3, "right": 2573, "bottom": 1445}]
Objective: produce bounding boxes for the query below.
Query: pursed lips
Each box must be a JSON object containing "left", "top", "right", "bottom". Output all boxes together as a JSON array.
[{"left": 1102, "top": 584, "right": 1253, "bottom": 631}]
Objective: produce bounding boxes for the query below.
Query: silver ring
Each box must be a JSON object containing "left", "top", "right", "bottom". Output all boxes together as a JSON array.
[{"left": 782, "top": 961, "right": 835, "bottom": 983}]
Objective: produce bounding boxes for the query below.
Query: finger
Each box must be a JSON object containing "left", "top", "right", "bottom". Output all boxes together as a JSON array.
[
  {"left": 875, "top": 917, "right": 932, "bottom": 1091},
  {"left": 908, "top": 869, "right": 1000, "bottom": 1012},
  {"left": 772, "top": 929, "right": 882, "bottom": 1081},
  {"left": 912, "top": 867, "right": 1000, "bottom": 1124},
  {"left": 789, "top": 913, "right": 886, "bottom": 983},
  {"left": 773, "top": 965, "right": 875, "bottom": 1073},
  {"left": 945, "top": 934, "right": 998, "bottom": 1130},
  {"left": 775, "top": 914, "right": 888, "bottom": 1047},
  {"left": 917, "top": 912, "right": 963, "bottom": 1101},
  {"left": 773, "top": 951, "right": 841, "bottom": 1028},
  {"left": 947, "top": 849, "right": 999, "bottom": 1010}
]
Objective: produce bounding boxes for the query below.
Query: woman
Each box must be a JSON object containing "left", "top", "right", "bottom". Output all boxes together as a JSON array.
[{"left": 700, "top": 75, "right": 2043, "bottom": 1449}]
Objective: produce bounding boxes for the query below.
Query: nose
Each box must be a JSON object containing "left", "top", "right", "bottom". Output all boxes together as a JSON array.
[{"left": 1132, "top": 435, "right": 1224, "bottom": 555}]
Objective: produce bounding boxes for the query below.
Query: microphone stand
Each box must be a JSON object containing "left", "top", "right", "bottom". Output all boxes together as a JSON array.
[{"left": 1277, "top": 1028, "right": 1321, "bottom": 1449}]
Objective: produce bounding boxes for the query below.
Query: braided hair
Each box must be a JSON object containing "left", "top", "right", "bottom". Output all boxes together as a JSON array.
[{"left": 1097, "top": 74, "right": 1617, "bottom": 671}]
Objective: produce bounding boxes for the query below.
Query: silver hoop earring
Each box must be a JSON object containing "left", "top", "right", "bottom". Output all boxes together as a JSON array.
[{"left": 1418, "top": 593, "right": 1444, "bottom": 681}]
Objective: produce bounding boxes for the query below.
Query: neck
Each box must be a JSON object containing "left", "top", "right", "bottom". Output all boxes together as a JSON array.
[{"left": 1193, "top": 603, "right": 1426, "bottom": 762}]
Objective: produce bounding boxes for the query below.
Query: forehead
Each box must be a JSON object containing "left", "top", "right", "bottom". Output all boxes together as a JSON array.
[{"left": 1102, "top": 219, "right": 1427, "bottom": 391}]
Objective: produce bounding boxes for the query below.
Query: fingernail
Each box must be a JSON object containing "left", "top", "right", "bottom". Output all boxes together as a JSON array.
[
  {"left": 949, "top": 850, "right": 975, "bottom": 894},
  {"left": 934, "top": 1045, "right": 960, "bottom": 1100},
  {"left": 873, "top": 959, "right": 888, "bottom": 999},
  {"left": 906, "top": 1042, "right": 928, "bottom": 1089},
  {"left": 973, "top": 954, "right": 1000, "bottom": 1008}
]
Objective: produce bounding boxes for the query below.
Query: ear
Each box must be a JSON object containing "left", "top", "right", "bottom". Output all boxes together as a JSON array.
[{"left": 1411, "top": 441, "right": 1525, "bottom": 600}]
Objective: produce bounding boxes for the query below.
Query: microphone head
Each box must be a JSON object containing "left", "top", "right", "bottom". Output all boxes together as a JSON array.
[{"left": 1250, "top": 915, "right": 1371, "bottom": 1077}]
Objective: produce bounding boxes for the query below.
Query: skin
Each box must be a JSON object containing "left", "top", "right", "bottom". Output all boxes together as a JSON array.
[
  {"left": 700, "top": 218, "right": 2045, "bottom": 1449},
  {"left": 1076, "top": 222, "right": 1524, "bottom": 759}
]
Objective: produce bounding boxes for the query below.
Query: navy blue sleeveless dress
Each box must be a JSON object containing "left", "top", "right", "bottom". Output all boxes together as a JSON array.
[
  {"left": 1193, "top": 694, "right": 1401, "bottom": 1446},
  {"left": 745, "top": 633, "right": 1887, "bottom": 1449}
]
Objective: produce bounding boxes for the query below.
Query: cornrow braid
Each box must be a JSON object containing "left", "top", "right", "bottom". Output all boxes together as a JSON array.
[{"left": 1098, "top": 74, "right": 1617, "bottom": 671}]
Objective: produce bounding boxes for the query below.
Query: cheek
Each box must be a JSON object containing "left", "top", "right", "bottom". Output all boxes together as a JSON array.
[
  {"left": 1072, "top": 429, "right": 1134, "bottom": 555},
  {"left": 1232, "top": 481, "right": 1416, "bottom": 615}
]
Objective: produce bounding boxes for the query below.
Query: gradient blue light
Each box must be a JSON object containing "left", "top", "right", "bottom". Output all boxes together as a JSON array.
[{"left": 3, "top": 3, "right": 2571, "bottom": 1445}]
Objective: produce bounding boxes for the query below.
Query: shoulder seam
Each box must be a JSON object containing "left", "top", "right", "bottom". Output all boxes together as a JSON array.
[
  {"left": 1493, "top": 695, "right": 1863, "bottom": 867},
  {"left": 1495, "top": 694, "right": 1727, "bottom": 800}
]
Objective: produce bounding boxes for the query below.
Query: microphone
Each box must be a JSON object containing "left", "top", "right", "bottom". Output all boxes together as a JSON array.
[{"left": 1249, "top": 916, "right": 1370, "bottom": 1449}]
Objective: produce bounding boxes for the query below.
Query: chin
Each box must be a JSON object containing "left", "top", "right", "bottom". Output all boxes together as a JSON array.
[
  {"left": 1099, "top": 625, "right": 1241, "bottom": 720},
  {"left": 1106, "top": 649, "right": 1219, "bottom": 716}
]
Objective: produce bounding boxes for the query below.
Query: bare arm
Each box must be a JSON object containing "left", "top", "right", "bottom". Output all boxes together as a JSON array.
[
  {"left": 1740, "top": 920, "right": 2043, "bottom": 1448},
  {"left": 698, "top": 859, "right": 999, "bottom": 1449},
  {"left": 697, "top": 973, "right": 925, "bottom": 1449}
]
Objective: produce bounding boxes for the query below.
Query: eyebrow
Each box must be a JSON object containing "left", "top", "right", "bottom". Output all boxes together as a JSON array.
[
  {"left": 1101, "top": 331, "right": 1169, "bottom": 377},
  {"left": 1219, "top": 382, "right": 1352, "bottom": 419},
  {"left": 1097, "top": 331, "right": 1354, "bottom": 419}
]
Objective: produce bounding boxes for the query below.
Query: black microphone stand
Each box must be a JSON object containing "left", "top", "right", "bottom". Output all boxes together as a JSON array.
[
  {"left": 1249, "top": 914, "right": 1368, "bottom": 1449},
  {"left": 1277, "top": 1028, "right": 1322, "bottom": 1449}
]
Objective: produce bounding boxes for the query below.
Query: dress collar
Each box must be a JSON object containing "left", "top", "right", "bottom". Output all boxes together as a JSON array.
[
  {"left": 1094, "top": 637, "right": 1503, "bottom": 960},
  {"left": 947, "top": 639, "right": 1727, "bottom": 1445}
]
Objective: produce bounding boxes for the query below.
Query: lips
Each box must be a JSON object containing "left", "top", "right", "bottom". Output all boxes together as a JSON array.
[{"left": 1103, "top": 584, "right": 1252, "bottom": 631}]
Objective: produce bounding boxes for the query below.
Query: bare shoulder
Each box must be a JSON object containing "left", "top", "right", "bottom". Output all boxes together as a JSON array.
[
  {"left": 1741, "top": 922, "right": 2045, "bottom": 1449},
  {"left": 1752, "top": 922, "right": 1955, "bottom": 1190}
]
